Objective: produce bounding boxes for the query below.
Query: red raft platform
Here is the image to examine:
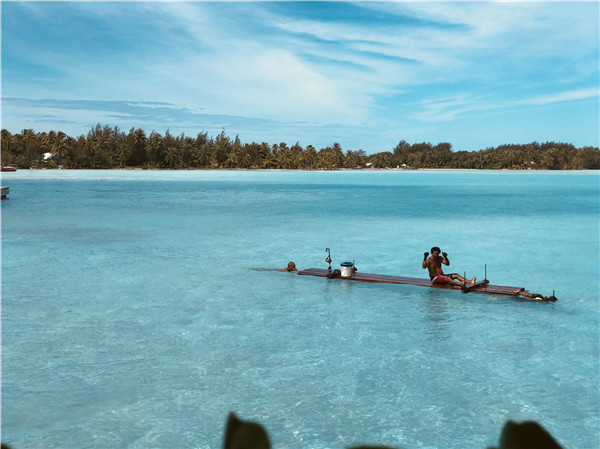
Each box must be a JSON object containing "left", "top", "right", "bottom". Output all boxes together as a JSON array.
[{"left": 297, "top": 268, "right": 556, "bottom": 301}]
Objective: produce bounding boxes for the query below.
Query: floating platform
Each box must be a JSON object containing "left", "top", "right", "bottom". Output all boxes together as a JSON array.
[{"left": 297, "top": 268, "right": 555, "bottom": 301}]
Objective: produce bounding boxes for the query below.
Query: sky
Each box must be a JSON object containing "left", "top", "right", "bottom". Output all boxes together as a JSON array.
[{"left": 1, "top": 1, "right": 598, "bottom": 154}]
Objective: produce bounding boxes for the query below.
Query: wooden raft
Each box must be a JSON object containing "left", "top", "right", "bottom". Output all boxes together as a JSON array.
[{"left": 297, "top": 268, "right": 525, "bottom": 297}]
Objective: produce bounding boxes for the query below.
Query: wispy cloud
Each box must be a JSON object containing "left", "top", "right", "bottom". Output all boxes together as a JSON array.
[
  {"left": 524, "top": 88, "right": 600, "bottom": 106},
  {"left": 2, "top": 97, "right": 280, "bottom": 132},
  {"left": 412, "top": 87, "right": 600, "bottom": 123}
]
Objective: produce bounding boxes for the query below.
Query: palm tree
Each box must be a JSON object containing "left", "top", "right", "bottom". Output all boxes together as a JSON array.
[
  {"left": 163, "top": 145, "right": 179, "bottom": 168},
  {"left": 1, "top": 129, "right": 15, "bottom": 165},
  {"left": 116, "top": 143, "right": 129, "bottom": 167},
  {"left": 146, "top": 132, "right": 162, "bottom": 167},
  {"left": 134, "top": 128, "right": 147, "bottom": 165},
  {"left": 225, "top": 149, "right": 239, "bottom": 168},
  {"left": 332, "top": 143, "right": 344, "bottom": 168},
  {"left": 21, "top": 128, "right": 36, "bottom": 166},
  {"left": 53, "top": 131, "right": 69, "bottom": 162},
  {"left": 214, "top": 129, "right": 231, "bottom": 167},
  {"left": 181, "top": 139, "right": 195, "bottom": 168},
  {"left": 303, "top": 145, "right": 317, "bottom": 170}
]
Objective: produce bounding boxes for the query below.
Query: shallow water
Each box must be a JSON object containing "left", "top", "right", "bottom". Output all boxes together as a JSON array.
[{"left": 1, "top": 169, "right": 598, "bottom": 449}]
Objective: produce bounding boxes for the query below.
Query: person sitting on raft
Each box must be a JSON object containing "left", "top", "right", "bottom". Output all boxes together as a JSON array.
[
  {"left": 422, "top": 247, "right": 475, "bottom": 287},
  {"left": 283, "top": 262, "right": 298, "bottom": 272}
]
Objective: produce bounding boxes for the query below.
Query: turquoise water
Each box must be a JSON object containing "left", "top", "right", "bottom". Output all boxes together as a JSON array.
[{"left": 1, "top": 169, "right": 598, "bottom": 449}]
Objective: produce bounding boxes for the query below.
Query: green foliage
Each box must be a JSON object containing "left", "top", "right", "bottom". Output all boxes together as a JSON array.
[{"left": 1, "top": 126, "right": 598, "bottom": 170}]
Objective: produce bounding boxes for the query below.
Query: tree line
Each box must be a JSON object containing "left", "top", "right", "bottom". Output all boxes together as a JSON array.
[{"left": 1, "top": 125, "right": 598, "bottom": 170}]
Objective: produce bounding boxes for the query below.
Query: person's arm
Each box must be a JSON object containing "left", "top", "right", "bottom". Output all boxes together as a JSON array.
[
  {"left": 422, "top": 252, "right": 429, "bottom": 269},
  {"left": 442, "top": 252, "right": 450, "bottom": 266}
]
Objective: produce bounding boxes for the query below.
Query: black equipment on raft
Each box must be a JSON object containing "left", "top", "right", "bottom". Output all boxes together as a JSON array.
[
  {"left": 325, "top": 248, "right": 332, "bottom": 274},
  {"left": 324, "top": 248, "right": 345, "bottom": 278}
]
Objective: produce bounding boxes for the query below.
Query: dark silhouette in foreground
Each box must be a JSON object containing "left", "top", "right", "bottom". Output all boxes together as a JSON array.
[
  {"left": 222, "top": 413, "right": 563, "bottom": 449},
  {"left": 490, "top": 420, "right": 563, "bottom": 449},
  {"left": 0, "top": 415, "right": 564, "bottom": 449},
  {"left": 224, "top": 412, "right": 271, "bottom": 449}
]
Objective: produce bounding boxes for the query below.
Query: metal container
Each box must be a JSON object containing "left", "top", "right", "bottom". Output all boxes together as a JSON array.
[{"left": 340, "top": 261, "right": 354, "bottom": 278}]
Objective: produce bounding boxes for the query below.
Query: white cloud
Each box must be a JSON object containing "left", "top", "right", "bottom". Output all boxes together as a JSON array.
[
  {"left": 208, "top": 48, "right": 360, "bottom": 121},
  {"left": 412, "top": 87, "right": 600, "bottom": 123},
  {"left": 519, "top": 87, "right": 600, "bottom": 106},
  {"left": 129, "top": 4, "right": 372, "bottom": 124}
]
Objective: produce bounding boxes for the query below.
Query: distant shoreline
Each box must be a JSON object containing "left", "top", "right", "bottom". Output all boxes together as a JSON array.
[
  {"left": 9, "top": 167, "right": 599, "bottom": 172},
  {"left": 2, "top": 127, "right": 598, "bottom": 170}
]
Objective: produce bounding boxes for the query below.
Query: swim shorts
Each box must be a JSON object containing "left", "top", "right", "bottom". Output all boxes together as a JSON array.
[{"left": 431, "top": 275, "right": 447, "bottom": 284}]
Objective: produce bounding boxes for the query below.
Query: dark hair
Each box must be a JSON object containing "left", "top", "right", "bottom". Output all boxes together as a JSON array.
[{"left": 431, "top": 246, "right": 441, "bottom": 253}]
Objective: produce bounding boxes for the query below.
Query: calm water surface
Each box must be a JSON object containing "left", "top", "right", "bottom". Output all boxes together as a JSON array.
[{"left": 1, "top": 169, "right": 599, "bottom": 449}]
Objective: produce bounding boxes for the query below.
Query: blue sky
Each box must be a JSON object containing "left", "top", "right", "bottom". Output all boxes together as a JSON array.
[{"left": 1, "top": 1, "right": 598, "bottom": 153}]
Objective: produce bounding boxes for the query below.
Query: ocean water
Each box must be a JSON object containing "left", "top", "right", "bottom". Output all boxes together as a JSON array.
[{"left": 1, "top": 169, "right": 598, "bottom": 449}]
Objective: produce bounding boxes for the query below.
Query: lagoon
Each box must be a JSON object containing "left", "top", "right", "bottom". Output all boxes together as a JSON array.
[{"left": 1, "top": 169, "right": 599, "bottom": 449}]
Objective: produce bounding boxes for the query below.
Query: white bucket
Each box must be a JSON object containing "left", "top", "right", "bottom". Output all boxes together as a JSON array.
[{"left": 340, "top": 262, "right": 354, "bottom": 278}]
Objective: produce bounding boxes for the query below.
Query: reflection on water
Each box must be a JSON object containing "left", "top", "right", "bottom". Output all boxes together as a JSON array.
[{"left": 420, "top": 290, "right": 455, "bottom": 341}]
